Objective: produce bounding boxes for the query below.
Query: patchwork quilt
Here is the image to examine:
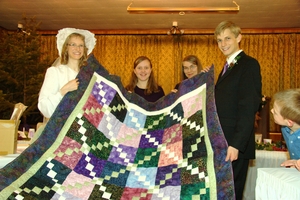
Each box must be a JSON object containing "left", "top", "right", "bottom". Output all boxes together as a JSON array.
[{"left": 0, "top": 54, "right": 234, "bottom": 199}]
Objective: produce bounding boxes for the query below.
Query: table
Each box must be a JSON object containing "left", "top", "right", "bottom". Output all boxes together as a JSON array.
[
  {"left": 243, "top": 150, "right": 290, "bottom": 200},
  {"left": 256, "top": 168, "right": 300, "bottom": 200}
]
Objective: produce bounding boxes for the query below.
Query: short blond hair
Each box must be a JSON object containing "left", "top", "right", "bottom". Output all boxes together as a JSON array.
[
  {"left": 214, "top": 21, "right": 241, "bottom": 39},
  {"left": 274, "top": 88, "right": 300, "bottom": 125}
]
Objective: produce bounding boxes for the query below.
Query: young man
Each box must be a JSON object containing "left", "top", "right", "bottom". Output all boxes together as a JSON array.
[
  {"left": 271, "top": 88, "right": 300, "bottom": 170},
  {"left": 214, "top": 21, "right": 262, "bottom": 200}
]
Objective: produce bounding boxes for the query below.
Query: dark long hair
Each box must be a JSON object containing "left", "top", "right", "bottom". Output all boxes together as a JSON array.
[{"left": 125, "top": 56, "right": 161, "bottom": 95}]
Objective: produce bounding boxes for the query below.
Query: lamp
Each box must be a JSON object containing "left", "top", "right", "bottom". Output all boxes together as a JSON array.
[
  {"left": 17, "top": 23, "right": 30, "bottom": 35},
  {"left": 167, "top": 21, "right": 184, "bottom": 35},
  {"left": 127, "top": 1, "right": 239, "bottom": 14}
]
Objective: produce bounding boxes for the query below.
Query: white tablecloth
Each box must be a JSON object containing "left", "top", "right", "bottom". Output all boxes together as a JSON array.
[
  {"left": 243, "top": 150, "right": 290, "bottom": 200},
  {"left": 256, "top": 168, "right": 300, "bottom": 200}
]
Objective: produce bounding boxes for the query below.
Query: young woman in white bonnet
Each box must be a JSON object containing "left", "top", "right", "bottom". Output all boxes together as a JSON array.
[
  {"left": 38, "top": 28, "right": 96, "bottom": 119},
  {"left": 32, "top": 28, "right": 96, "bottom": 142}
]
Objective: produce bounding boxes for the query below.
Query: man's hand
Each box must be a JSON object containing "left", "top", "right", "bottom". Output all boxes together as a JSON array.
[
  {"left": 225, "top": 146, "right": 239, "bottom": 162},
  {"left": 281, "top": 159, "right": 300, "bottom": 171}
]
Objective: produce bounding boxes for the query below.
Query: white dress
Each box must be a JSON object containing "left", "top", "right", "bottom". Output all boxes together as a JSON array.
[{"left": 38, "top": 64, "right": 78, "bottom": 118}]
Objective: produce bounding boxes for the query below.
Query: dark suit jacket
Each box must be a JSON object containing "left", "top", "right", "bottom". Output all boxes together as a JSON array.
[{"left": 215, "top": 51, "right": 262, "bottom": 159}]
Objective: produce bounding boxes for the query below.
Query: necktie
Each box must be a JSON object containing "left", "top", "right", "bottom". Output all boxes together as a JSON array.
[{"left": 222, "top": 62, "right": 229, "bottom": 76}]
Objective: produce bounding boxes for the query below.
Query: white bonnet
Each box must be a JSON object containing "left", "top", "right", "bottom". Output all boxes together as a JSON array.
[{"left": 56, "top": 28, "right": 96, "bottom": 56}]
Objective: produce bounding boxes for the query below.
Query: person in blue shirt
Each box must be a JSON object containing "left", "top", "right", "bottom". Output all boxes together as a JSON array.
[{"left": 271, "top": 88, "right": 300, "bottom": 171}]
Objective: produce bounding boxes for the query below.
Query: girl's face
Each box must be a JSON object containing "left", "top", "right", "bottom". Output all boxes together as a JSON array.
[
  {"left": 183, "top": 61, "right": 198, "bottom": 79},
  {"left": 271, "top": 101, "right": 288, "bottom": 126},
  {"left": 134, "top": 59, "right": 152, "bottom": 82},
  {"left": 67, "top": 36, "right": 85, "bottom": 61}
]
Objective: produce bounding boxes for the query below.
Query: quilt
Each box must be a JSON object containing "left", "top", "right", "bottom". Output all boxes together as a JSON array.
[{"left": 0, "top": 54, "right": 234, "bottom": 199}]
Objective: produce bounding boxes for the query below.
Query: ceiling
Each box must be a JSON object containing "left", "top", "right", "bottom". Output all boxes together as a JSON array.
[{"left": 0, "top": 0, "right": 299, "bottom": 33}]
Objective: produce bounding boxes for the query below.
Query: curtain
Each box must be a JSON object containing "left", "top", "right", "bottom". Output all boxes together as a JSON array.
[{"left": 40, "top": 33, "right": 300, "bottom": 131}]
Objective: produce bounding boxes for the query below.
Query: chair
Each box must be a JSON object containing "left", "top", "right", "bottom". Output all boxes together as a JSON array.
[
  {"left": 0, "top": 103, "right": 27, "bottom": 155},
  {"left": 10, "top": 103, "right": 28, "bottom": 121}
]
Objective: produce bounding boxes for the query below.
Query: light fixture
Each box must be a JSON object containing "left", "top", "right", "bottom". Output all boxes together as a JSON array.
[
  {"left": 127, "top": 1, "right": 239, "bottom": 14},
  {"left": 17, "top": 23, "right": 30, "bottom": 35},
  {"left": 167, "top": 21, "right": 184, "bottom": 35}
]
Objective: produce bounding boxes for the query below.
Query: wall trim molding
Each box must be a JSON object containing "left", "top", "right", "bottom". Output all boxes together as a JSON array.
[{"left": 38, "top": 28, "right": 300, "bottom": 35}]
